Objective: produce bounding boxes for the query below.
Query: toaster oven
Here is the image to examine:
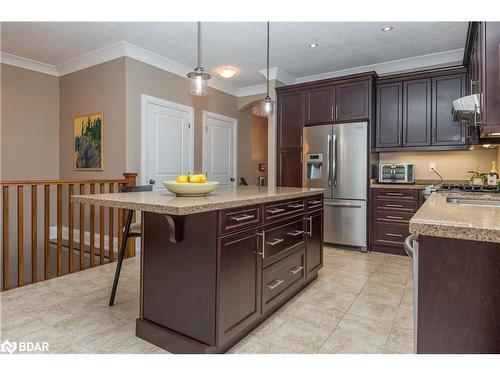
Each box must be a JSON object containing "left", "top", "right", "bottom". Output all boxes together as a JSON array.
[{"left": 378, "top": 163, "right": 415, "bottom": 184}]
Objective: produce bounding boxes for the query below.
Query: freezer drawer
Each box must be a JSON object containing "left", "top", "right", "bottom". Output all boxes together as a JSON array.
[{"left": 324, "top": 199, "right": 366, "bottom": 248}]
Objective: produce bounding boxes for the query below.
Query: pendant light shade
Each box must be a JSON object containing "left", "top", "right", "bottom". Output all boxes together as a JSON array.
[
  {"left": 261, "top": 21, "right": 274, "bottom": 117},
  {"left": 187, "top": 22, "right": 210, "bottom": 96}
]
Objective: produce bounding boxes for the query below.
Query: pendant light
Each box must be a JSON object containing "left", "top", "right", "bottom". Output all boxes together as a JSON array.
[
  {"left": 187, "top": 22, "right": 211, "bottom": 96},
  {"left": 261, "top": 21, "right": 274, "bottom": 116}
]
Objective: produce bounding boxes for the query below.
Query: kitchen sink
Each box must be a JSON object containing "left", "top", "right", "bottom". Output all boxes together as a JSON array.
[{"left": 446, "top": 197, "right": 500, "bottom": 208}]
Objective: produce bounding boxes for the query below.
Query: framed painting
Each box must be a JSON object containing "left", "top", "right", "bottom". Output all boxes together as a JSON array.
[{"left": 74, "top": 112, "right": 103, "bottom": 170}]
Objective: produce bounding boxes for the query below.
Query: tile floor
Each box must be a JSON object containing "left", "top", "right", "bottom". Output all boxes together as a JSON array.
[{"left": 0, "top": 246, "right": 414, "bottom": 354}]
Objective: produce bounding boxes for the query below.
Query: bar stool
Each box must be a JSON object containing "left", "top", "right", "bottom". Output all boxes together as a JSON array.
[{"left": 109, "top": 184, "right": 153, "bottom": 306}]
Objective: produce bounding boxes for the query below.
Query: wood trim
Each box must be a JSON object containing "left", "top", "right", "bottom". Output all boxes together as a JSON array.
[
  {"left": 68, "top": 184, "right": 74, "bottom": 273},
  {"left": 108, "top": 183, "right": 114, "bottom": 262},
  {"left": 56, "top": 184, "right": 62, "bottom": 276},
  {"left": 89, "top": 183, "right": 95, "bottom": 267},
  {"left": 44, "top": 185, "right": 50, "bottom": 279},
  {"left": 99, "top": 183, "right": 105, "bottom": 264},
  {"left": 17, "top": 185, "right": 24, "bottom": 286},
  {"left": 376, "top": 66, "right": 467, "bottom": 84},
  {"left": 31, "top": 185, "right": 38, "bottom": 282},
  {"left": 2, "top": 186, "right": 10, "bottom": 290},
  {"left": 79, "top": 183, "right": 85, "bottom": 270},
  {"left": 0, "top": 177, "right": 129, "bottom": 185},
  {"left": 276, "top": 71, "right": 378, "bottom": 93}
]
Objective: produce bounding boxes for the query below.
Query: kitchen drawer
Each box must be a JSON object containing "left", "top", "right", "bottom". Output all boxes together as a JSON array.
[
  {"left": 373, "top": 189, "right": 419, "bottom": 201},
  {"left": 262, "top": 248, "right": 306, "bottom": 312},
  {"left": 307, "top": 195, "right": 324, "bottom": 211},
  {"left": 262, "top": 216, "right": 305, "bottom": 268},
  {"left": 373, "top": 222, "right": 409, "bottom": 246},
  {"left": 264, "top": 198, "right": 305, "bottom": 222},
  {"left": 219, "top": 205, "right": 262, "bottom": 235},
  {"left": 374, "top": 198, "right": 418, "bottom": 212},
  {"left": 374, "top": 210, "right": 414, "bottom": 223}
]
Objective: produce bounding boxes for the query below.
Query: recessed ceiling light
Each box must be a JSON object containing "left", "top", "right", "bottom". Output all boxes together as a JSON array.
[
  {"left": 309, "top": 43, "right": 318, "bottom": 48},
  {"left": 217, "top": 67, "right": 237, "bottom": 79},
  {"left": 382, "top": 26, "right": 394, "bottom": 32}
]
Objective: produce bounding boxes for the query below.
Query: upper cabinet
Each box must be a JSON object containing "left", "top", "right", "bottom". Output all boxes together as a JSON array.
[
  {"left": 464, "top": 22, "right": 500, "bottom": 137},
  {"left": 375, "top": 68, "right": 467, "bottom": 151},
  {"left": 277, "top": 91, "right": 304, "bottom": 149},
  {"left": 305, "top": 86, "right": 334, "bottom": 125}
]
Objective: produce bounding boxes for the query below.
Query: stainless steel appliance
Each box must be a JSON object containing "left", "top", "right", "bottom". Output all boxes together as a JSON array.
[
  {"left": 378, "top": 163, "right": 414, "bottom": 184},
  {"left": 404, "top": 234, "right": 419, "bottom": 354},
  {"left": 303, "top": 122, "right": 368, "bottom": 250}
]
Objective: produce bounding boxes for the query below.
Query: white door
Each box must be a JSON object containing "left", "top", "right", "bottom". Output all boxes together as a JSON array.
[
  {"left": 202, "top": 111, "right": 237, "bottom": 186},
  {"left": 142, "top": 95, "right": 194, "bottom": 190}
]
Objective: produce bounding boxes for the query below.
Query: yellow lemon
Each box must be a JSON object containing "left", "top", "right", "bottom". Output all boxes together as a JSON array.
[
  {"left": 176, "top": 175, "right": 188, "bottom": 183},
  {"left": 199, "top": 174, "right": 207, "bottom": 183},
  {"left": 189, "top": 174, "right": 202, "bottom": 183}
]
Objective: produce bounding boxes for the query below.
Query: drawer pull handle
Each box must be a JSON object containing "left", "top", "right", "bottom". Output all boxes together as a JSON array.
[
  {"left": 287, "top": 203, "right": 304, "bottom": 209},
  {"left": 387, "top": 233, "right": 404, "bottom": 238},
  {"left": 232, "top": 214, "right": 255, "bottom": 222},
  {"left": 267, "top": 208, "right": 285, "bottom": 214},
  {"left": 386, "top": 193, "right": 404, "bottom": 196},
  {"left": 266, "top": 238, "right": 284, "bottom": 246},
  {"left": 309, "top": 200, "right": 322, "bottom": 205},
  {"left": 287, "top": 230, "right": 304, "bottom": 237},
  {"left": 267, "top": 279, "right": 284, "bottom": 290},
  {"left": 257, "top": 231, "right": 265, "bottom": 258},
  {"left": 386, "top": 204, "right": 403, "bottom": 208},
  {"left": 289, "top": 265, "right": 304, "bottom": 274},
  {"left": 386, "top": 215, "right": 403, "bottom": 220}
]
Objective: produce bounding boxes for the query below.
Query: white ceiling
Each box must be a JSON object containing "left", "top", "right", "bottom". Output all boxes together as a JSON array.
[{"left": 1, "top": 22, "right": 468, "bottom": 90}]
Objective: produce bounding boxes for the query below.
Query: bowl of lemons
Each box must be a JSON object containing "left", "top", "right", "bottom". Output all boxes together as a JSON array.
[{"left": 162, "top": 174, "right": 219, "bottom": 197}]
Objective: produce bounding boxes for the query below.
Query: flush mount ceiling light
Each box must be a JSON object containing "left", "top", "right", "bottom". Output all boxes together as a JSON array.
[
  {"left": 261, "top": 22, "right": 274, "bottom": 117},
  {"left": 217, "top": 67, "right": 237, "bottom": 79},
  {"left": 382, "top": 26, "right": 394, "bottom": 32},
  {"left": 187, "top": 22, "right": 211, "bottom": 96},
  {"left": 309, "top": 43, "right": 319, "bottom": 48}
]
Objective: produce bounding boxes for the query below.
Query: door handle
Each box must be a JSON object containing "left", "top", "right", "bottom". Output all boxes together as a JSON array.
[
  {"left": 332, "top": 134, "right": 338, "bottom": 187},
  {"left": 287, "top": 230, "right": 304, "bottom": 237},
  {"left": 266, "top": 238, "right": 284, "bottom": 246},
  {"left": 327, "top": 134, "right": 332, "bottom": 187},
  {"left": 306, "top": 216, "right": 313, "bottom": 236},
  {"left": 256, "top": 231, "right": 265, "bottom": 258},
  {"left": 267, "top": 279, "right": 284, "bottom": 290},
  {"left": 149, "top": 179, "right": 156, "bottom": 185},
  {"left": 289, "top": 265, "right": 304, "bottom": 275}
]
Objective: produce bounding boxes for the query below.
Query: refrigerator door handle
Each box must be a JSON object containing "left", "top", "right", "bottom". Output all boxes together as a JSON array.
[
  {"left": 332, "top": 134, "right": 338, "bottom": 187},
  {"left": 327, "top": 134, "right": 332, "bottom": 187}
]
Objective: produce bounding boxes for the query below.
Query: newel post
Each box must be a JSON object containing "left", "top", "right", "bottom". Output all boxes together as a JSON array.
[
  {"left": 122, "top": 172, "right": 138, "bottom": 258},
  {"left": 123, "top": 172, "right": 137, "bottom": 187}
]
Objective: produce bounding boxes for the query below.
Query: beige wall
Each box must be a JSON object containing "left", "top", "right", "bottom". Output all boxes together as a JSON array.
[
  {"left": 237, "top": 107, "right": 253, "bottom": 183},
  {"left": 125, "top": 57, "right": 240, "bottom": 182},
  {"left": 251, "top": 114, "right": 268, "bottom": 185},
  {"left": 379, "top": 149, "right": 498, "bottom": 180},
  {"left": 59, "top": 58, "right": 126, "bottom": 180},
  {"left": 1, "top": 63, "right": 60, "bottom": 179}
]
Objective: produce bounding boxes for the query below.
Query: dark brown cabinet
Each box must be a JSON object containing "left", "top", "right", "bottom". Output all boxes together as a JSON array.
[
  {"left": 335, "top": 80, "right": 371, "bottom": 122},
  {"left": 277, "top": 91, "right": 304, "bottom": 149},
  {"left": 305, "top": 209, "right": 323, "bottom": 278},
  {"left": 375, "top": 68, "right": 467, "bottom": 151},
  {"left": 218, "top": 228, "right": 262, "bottom": 344},
  {"left": 376, "top": 82, "right": 403, "bottom": 148},
  {"left": 305, "top": 86, "right": 334, "bottom": 125},
  {"left": 432, "top": 74, "right": 467, "bottom": 146},
  {"left": 403, "top": 78, "right": 431, "bottom": 146},
  {"left": 277, "top": 149, "right": 302, "bottom": 187}
]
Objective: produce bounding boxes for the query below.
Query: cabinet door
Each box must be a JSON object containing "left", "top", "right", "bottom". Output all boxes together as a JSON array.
[
  {"left": 217, "top": 228, "right": 262, "bottom": 344},
  {"left": 277, "top": 149, "right": 302, "bottom": 187},
  {"left": 431, "top": 74, "right": 466, "bottom": 146},
  {"left": 277, "top": 91, "right": 304, "bottom": 149},
  {"left": 305, "top": 86, "right": 334, "bottom": 125},
  {"left": 305, "top": 210, "right": 323, "bottom": 278},
  {"left": 403, "top": 78, "right": 432, "bottom": 147},
  {"left": 334, "top": 80, "right": 370, "bottom": 122},
  {"left": 376, "top": 82, "right": 403, "bottom": 148}
]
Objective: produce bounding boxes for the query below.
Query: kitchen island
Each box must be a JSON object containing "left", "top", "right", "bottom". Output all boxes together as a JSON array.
[
  {"left": 409, "top": 192, "right": 500, "bottom": 354},
  {"left": 73, "top": 186, "right": 325, "bottom": 353}
]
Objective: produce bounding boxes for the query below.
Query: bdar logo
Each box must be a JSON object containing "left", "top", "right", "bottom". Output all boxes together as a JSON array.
[{"left": 0, "top": 340, "right": 17, "bottom": 354}]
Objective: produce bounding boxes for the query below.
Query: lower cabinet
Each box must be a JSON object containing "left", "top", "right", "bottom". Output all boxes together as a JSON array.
[
  {"left": 277, "top": 149, "right": 302, "bottom": 187},
  {"left": 305, "top": 209, "right": 323, "bottom": 278},
  {"left": 217, "top": 228, "right": 262, "bottom": 344}
]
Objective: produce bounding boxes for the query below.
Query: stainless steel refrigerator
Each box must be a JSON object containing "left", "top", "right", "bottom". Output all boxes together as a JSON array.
[{"left": 303, "top": 122, "right": 367, "bottom": 250}]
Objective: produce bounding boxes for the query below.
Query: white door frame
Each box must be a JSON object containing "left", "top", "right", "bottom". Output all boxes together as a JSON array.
[
  {"left": 202, "top": 111, "right": 238, "bottom": 186},
  {"left": 140, "top": 94, "right": 195, "bottom": 185}
]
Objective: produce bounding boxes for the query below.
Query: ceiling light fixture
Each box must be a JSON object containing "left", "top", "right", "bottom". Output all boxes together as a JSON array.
[
  {"left": 187, "top": 22, "right": 211, "bottom": 96},
  {"left": 309, "top": 43, "right": 318, "bottom": 48},
  {"left": 217, "top": 67, "right": 237, "bottom": 79},
  {"left": 262, "top": 22, "right": 274, "bottom": 117},
  {"left": 382, "top": 26, "right": 394, "bottom": 32}
]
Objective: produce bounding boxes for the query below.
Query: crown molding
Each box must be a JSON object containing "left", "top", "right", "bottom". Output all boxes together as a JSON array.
[
  {"left": 259, "top": 66, "right": 296, "bottom": 86},
  {"left": 238, "top": 83, "right": 267, "bottom": 97},
  {"left": 294, "top": 48, "right": 465, "bottom": 83},
  {"left": 0, "top": 52, "right": 58, "bottom": 76}
]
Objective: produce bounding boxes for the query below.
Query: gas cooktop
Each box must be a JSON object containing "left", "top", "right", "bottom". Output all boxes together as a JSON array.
[{"left": 438, "top": 183, "right": 500, "bottom": 193}]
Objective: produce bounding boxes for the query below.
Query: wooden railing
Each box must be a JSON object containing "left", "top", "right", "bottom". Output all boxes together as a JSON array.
[{"left": 0, "top": 173, "right": 137, "bottom": 291}]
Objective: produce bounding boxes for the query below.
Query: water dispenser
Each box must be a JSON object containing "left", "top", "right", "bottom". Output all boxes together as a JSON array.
[{"left": 306, "top": 153, "right": 323, "bottom": 179}]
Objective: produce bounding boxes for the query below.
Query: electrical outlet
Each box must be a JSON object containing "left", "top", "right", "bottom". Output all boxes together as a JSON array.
[{"left": 429, "top": 162, "right": 436, "bottom": 172}]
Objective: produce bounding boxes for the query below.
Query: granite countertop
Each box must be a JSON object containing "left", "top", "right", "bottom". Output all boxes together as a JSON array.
[
  {"left": 71, "top": 186, "right": 325, "bottom": 215},
  {"left": 409, "top": 192, "right": 500, "bottom": 243},
  {"left": 370, "top": 179, "right": 470, "bottom": 190}
]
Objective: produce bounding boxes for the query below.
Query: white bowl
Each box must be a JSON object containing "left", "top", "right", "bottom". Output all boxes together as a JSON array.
[{"left": 162, "top": 181, "right": 219, "bottom": 197}]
